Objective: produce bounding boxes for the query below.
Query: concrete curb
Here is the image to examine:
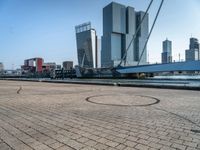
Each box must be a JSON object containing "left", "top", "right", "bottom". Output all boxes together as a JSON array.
[{"left": 1, "top": 78, "right": 200, "bottom": 91}]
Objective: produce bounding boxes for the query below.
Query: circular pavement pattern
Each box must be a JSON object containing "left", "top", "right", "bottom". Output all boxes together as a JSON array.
[{"left": 85, "top": 94, "right": 160, "bottom": 107}]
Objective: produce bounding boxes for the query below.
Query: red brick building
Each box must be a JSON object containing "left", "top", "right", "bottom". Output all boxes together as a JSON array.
[{"left": 21, "top": 58, "right": 43, "bottom": 73}]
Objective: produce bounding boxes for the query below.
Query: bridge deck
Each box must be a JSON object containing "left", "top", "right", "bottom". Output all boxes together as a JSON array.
[{"left": 117, "top": 61, "right": 200, "bottom": 73}]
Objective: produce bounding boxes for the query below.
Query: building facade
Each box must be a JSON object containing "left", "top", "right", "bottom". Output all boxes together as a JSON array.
[
  {"left": 63, "top": 61, "right": 73, "bottom": 70},
  {"left": 101, "top": 2, "right": 148, "bottom": 67},
  {"left": 190, "top": 38, "right": 199, "bottom": 50},
  {"left": 135, "top": 11, "right": 149, "bottom": 64},
  {"left": 21, "top": 58, "right": 43, "bottom": 73},
  {"left": 75, "top": 22, "right": 97, "bottom": 68},
  {"left": 42, "top": 62, "right": 56, "bottom": 72},
  {"left": 161, "top": 39, "right": 172, "bottom": 63},
  {"left": 185, "top": 37, "right": 200, "bottom": 61}
]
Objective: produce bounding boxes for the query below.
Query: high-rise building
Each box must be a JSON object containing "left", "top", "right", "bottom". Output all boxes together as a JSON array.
[
  {"left": 185, "top": 37, "right": 200, "bottom": 61},
  {"left": 161, "top": 39, "right": 172, "bottom": 63},
  {"left": 189, "top": 38, "right": 199, "bottom": 50},
  {"left": 63, "top": 61, "right": 73, "bottom": 70},
  {"left": 185, "top": 49, "right": 199, "bottom": 61},
  {"left": 75, "top": 22, "right": 97, "bottom": 68},
  {"left": 101, "top": 2, "right": 148, "bottom": 67},
  {"left": 135, "top": 11, "right": 149, "bottom": 64},
  {"left": 0, "top": 62, "right": 4, "bottom": 72}
]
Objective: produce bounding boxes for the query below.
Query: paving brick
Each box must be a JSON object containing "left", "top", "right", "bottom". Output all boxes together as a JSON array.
[
  {"left": 149, "top": 142, "right": 163, "bottom": 149},
  {"left": 66, "top": 139, "right": 85, "bottom": 149},
  {"left": 172, "top": 143, "right": 187, "bottom": 150},
  {"left": 96, "top": 138, "right": 109, "bottom": 144},
  {"left": 123, "top": 146, "right": 137, "bottom": 150},
  {"left": 105, "top": 140, "right": 119, "bottom": 147},
  {"left": 56, "top": 145, "right": 74, "bottom": 150},
  {"left": 179, "top": 136, "right": 193, "bottom": 142},
  {"left": 1, "top": 80, "right": 200, "bottom": 150},
  {"left": 32, "top": 144, "right": 51, "bottom": 150},
  {"left": 85, "top": 140, "right": 97, "bottom": 147},
  {"left": 137, "top": 138, "right": 150, "bottom": 145},
  {"left": 49, "top": 142, "right": 64, "bottom": 149},
  {"left": 93, "top": 143, "right": 108, "bottom": 150},
  {"left": 183, "top": 141, "right": 198, "bottom": 148},
  {"left": 124, "top": 140, "right": 137, "bottom": 147},
  {"left": 0, "top": 143, "right": 12, "bottom": 150},
  {"left": 135, "top": 144, "right": 149, "bottom": 150},
  {"left": 160, "top": 146, "right": 176, "bottom": 150},
  {"left": 158, "top": 139, "right": 172, "bottom": 146},
  {"left": 77, "top": 137, "right": 90, "bottom": 143},
  {"left": 81, "top": 146, "right": 96, "bottom": 150},
  {"left": 115, "top": 144, "right": 127, "bottom": 150}
]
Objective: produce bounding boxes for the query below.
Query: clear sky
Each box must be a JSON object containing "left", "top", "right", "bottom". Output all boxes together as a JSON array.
[{"left": 0, "top": 0, "right": 200, "bottom": 69}]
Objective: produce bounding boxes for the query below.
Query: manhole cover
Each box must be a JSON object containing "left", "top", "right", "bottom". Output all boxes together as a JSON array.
[{"left": 85, "top": 94, "right": 160, "bottom": 107}]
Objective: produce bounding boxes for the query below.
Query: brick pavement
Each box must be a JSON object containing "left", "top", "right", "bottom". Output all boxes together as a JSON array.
[{"left": 0, "top": 80, "right": 200, "bottom": 150}]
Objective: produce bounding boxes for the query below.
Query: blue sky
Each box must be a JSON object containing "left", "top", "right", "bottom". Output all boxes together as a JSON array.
[{"left": 0, "top": 0, "right": 200, "bottom": 69}]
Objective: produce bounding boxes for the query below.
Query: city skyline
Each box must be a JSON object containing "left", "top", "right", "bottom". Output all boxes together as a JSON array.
[{"left": 1, "top": 0, "right": 200, "bottom": 69}]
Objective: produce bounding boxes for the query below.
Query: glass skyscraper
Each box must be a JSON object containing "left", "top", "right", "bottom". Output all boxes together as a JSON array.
[
  {"left": 101, "top": 2, "right": 148, "bottom": 67},
  {"left": 135, "top": 11, "right": 149, "bottom": 64},
  {"left": 185, "top": 37, "right": 200, "bottom": 61},
  {"left": 161, "top": 39, "right": 172, "bottom": 63},
  {"left": 75, "top": 22, "right": 97, "bottom": 68}
]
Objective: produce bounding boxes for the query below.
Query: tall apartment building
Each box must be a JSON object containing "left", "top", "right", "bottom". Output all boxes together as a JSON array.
[
  {"left": 75, "top": 22, "right": 97, "bottom": 68},
  {"left": 185, "top": 37, "right": 200, "bottom": 61},
  {"left": 161, "top": 39, "right": 172, "bottom": 63},
  {"left": 101, "top": 2, "right": 148, "bottom": 67}
]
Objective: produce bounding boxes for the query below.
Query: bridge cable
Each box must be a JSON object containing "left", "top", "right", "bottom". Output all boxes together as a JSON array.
[
  {"left": 117, "top": 0, "right": 154, "bottom": 67},
  {"left": 137, "top": 0, "right": 164, "bottom": 66}
]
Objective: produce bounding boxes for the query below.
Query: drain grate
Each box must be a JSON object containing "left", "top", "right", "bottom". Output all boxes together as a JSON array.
[{"left": 191, "top": 129, "right": 200, "bottom": 133}]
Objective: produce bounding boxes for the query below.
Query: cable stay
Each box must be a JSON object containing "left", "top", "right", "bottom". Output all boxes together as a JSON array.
[
  {"left": 137, "top": 0, "right": 164, "bottom": 66},
  {"left": 117, "top": 0, "right": 165, "bottom": 68},
  {"left": 117, "top": 0, "right": 154, "bottom": 68}
]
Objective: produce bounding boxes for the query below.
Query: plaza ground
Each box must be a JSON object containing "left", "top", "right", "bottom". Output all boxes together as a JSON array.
[{"left": 0, "top": 80, "right": 200, "bottom": 150}]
